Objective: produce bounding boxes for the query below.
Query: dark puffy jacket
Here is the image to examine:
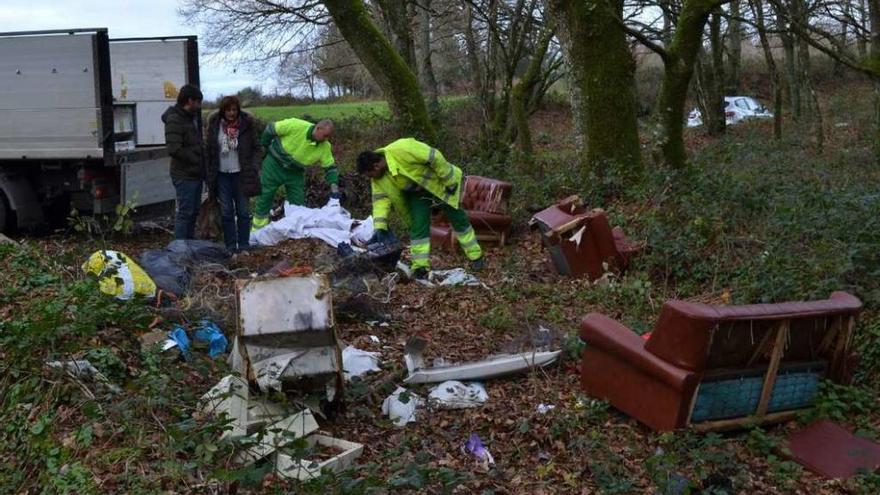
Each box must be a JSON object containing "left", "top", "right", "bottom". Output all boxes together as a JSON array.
[
  {"left": 206, "top": 111, "right": 262, "bottom": 197},
  {"left": 162, "top": 105, "right": 205, "bottom": 181}
]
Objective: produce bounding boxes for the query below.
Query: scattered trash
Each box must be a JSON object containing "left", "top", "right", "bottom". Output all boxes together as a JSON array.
[
  {"left": 236, "top": 409, "right": 320, "bottom": 465},
  {"left": 341, "top": 346, "right": 381, "bottom": 381},
  {"left": 168, "top": 326, "right": 192, "bottom": 360},
  {"left": 233, "top": 274, "right": 344, "bottom": 404},
  {"left": 140, "top": 239, "right": 230, "bottom": 295},
  {"left": 45, "top": 359, "right": 120, "bottom": 393},
  {"left": 276, "top": 434, "right": 365, "bottom": 481},
  {"left": 785, "top": 420, "right": 880, "bottom": 478},
  {"left": 461, "top": 433, "right": 495, "bottom": 469},
  {"left": 404, "top": 336, "right": 561, "bottom": 384},
  {"left": 536, "top": 403, "right": 556, "bottom": 414},
  {"left": 82, "top": 250, "right": 156, "bottom": 300},
  {"left": 250, "top": 198, "right": 374, "bottom": 248},
  {"left": 200, "top": 374, "right": 249, "bottom": 438},
  {"left": 369, "top": 335, "right": 381, "bottom": 343},
  {"left": 687, "top": 96, "right": 773, "bottom": 127},
  {"left": 381, "top": 387, "right": 423, "bottom": 426},
  {"left": 415, "top": 268, "right": 485, "bottom": 288},
  {"left": 427, "top": 381, "right": 488, "bottom": 409},
  {"left": 193, "top": 320, "right": 228, "bottom": 358}
]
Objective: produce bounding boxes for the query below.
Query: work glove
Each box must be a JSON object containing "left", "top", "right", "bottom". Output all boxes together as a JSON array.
[
  {"left": 444, "top": 183, "right": 458, "bottom": 196},
  {"left": 329, "top": 191, "right": 342, "bottom": 200}
]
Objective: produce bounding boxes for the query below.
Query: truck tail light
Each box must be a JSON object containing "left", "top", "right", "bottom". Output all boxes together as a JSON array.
[{"left": 94, "top": 185, "right": 106, "bottom": 199}]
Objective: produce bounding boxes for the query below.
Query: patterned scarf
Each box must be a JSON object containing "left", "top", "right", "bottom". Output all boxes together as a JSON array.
[{"left": 219, "top": 117, "right": 240, "bottom": 153}]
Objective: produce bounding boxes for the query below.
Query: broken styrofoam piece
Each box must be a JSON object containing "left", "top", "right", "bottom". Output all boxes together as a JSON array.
[
  {"left": 276, "top": 433, "right": 365, "bottom": 481},
  {"left": 341, "top": 346, "right": 381, "bottom": 381},
  {"left": 415, "top": 268, "right": 485, "bottom": 288},
  {"left": 381, "top": 387, "right": 423, "bottom": 426},
  {"left": 200, "top": 375, "right": 250, "bottom": 439},
  {"left": 427, "top": 381, "right": 488, "bottom": 409},
  {"left": 235, "top": 410, "right": 320, "bottom": 465},
  {"left": 461, "top": 433, "right": 495, "bottom": 469},
  {"left": 536, "top": 403, "right": 556, "bottom": 414},
  {"left": 369, "top": 335, "right": 381, "bottom": 343},
  {"left": 251, "top": 346, "right": 342, "bottom": 392},
  {"left": 238, "top": 275, "right": 333, "bottom": 337},
  {"left": 403, "top": 337, "right": 562, "bottom": 384}
]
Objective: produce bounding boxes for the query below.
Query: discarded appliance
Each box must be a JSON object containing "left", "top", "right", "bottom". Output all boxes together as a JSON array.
[
  {"left": 403, "top": 336, "right": 561, "bottom": 384},
  {"left": 200, "top": 377, "right": 364, "bottom": 480},
  {"left": 382, "top": 387, "right": 423, "bottom": 426},
  {"left": 427, "top": 381, "right": 488, "bottom": 409},
  {"left": 529, "top": 195, "right": 640, "bottom": 281},
  {"left": 232, "top": 273, "right": 344, "bottom": 404},
  {"left": 785, "top": 420, "right": 880, "bottom": 478}
]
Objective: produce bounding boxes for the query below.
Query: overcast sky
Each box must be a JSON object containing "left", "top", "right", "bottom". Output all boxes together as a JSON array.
[{"left": 0, "top": 0, "right": 265, "bottom": 99}]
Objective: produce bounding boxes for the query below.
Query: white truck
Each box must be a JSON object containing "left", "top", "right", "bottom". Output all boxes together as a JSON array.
[{"left": 0, "top": 28, "right": 200, "bottom": 233}]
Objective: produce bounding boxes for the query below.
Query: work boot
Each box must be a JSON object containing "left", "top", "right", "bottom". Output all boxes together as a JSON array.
[
  {"left": 413, "top": 267, "right": 429, "bottom": 280},
  {"left": 469, "top": 257, "right": 485, "bottom": 272}
]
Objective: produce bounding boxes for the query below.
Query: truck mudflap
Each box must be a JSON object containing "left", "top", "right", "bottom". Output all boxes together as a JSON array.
[{"left": 0, "top": 171, "right": 44, "bottom": 228}]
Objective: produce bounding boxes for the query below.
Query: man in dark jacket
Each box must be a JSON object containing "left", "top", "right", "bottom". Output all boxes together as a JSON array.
[{"left": 162, "top": 84, "right": 205, "bottom": 239}]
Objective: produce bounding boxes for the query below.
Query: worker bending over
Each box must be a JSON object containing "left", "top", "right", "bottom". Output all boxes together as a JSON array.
[
  {"left": 357, "top": 138, "right": 484, "bottom": 278},
  {"left": 252, "top": 117, "right": 339, "bottom": 230}
]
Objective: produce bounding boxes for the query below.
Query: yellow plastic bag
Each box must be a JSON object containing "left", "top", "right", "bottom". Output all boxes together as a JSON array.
[{"left": 82, "top": 250, "right": 157, "bottom": 300}]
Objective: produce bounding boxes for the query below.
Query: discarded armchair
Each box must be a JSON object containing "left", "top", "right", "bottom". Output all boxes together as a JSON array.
[
  {"left": 579, "top": 291, "right": 863, "bottom": 432},
  {"left": 431, "top": 175, "right": 513, "bottom": 250},
  {"left": 530, "top": 195, "right": 641, "bottom": 280}
]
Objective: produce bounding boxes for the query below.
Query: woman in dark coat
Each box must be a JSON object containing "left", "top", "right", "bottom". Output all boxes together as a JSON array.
[{"left": 206, "top": 96, "right": 262, "bottom": 251}]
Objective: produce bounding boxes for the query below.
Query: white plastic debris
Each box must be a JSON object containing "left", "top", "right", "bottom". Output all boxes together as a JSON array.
[
  {"left": 381, "top": 387, "right": 423, "bottom": 426},
  {"left": 45, "top": 359, "right": 121, "bottom": 393},
  {"left": 536, "top": 403, "right": 556, "bottom": 414},
  {"left": 416, "top": 268, "right": 484, "bottom": 288},
  {"left": 341, "top": 346, "right": 381, "bottom": 381},
  {"left": 427, "top": 381, "right": 488, "bottom": 409},
  {"left": 369, "top": 335, "right": 381, "bottom": 344},
  {"left": 250, "top": 198, "right": 374, "bottom": 248},
  {"left": 200, "top": 375, "right": 249, "bottom": 438}
]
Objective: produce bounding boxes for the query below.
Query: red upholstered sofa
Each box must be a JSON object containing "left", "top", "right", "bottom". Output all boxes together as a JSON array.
[
  {"left": 530, "top": 195, "right": 640, "bottom": 280},
  {"left": 431, "top": 176, "right": 513, "bottom": 250},
  {"left": 580, "top": 292, "right": 862, "bottom": 432}
]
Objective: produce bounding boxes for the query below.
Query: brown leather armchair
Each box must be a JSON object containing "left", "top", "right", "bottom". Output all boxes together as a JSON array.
[
  {"left": 580, "top": 292, "right": 863, "bottom": 432},
  {"left": 431, "top": 176, "right": 513, "bottom": 250},
  {"left": 530, "top": 195, "right": 641, "bottom": 280}
]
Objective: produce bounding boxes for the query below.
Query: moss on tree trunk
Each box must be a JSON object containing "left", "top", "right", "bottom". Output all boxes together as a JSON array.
[
  {"left": 324, "top": 0, "right": 436, "bottom": 142},
  {"left": 548, "top": 0, "right": 643, "bottom": 193}
]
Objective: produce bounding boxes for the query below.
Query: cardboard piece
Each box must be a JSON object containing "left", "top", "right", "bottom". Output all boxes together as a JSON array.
[{"left": 786, "top": 420, "right": 880, "bottom": 478}]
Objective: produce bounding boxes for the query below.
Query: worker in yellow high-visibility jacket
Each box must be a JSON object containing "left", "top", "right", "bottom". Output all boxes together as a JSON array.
[
  {"left": 357, "top": 138, "right": 484, "bottom": 278},
  {"left": 252, "top": 117, "right": 339, "bottom": 230}
]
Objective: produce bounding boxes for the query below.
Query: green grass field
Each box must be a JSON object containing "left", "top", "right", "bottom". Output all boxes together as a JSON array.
[{"left": 246, "top": 95, "right": 469, "bottom": 122}]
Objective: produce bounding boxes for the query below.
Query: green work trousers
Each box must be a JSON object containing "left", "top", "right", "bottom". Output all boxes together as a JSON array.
[
  {"left": 405, "top": 190, "right": 482, "bottom": 270},
  {"left": 253, "top": 155, "right": 304, "bottom": 228}
]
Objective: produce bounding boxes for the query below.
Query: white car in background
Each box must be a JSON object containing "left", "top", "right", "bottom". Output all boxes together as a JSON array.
[{"left": 687, "top": 96, "right": 773, "bottom": 127}]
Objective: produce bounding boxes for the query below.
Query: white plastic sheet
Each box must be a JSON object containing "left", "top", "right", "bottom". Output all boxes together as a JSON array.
[
  {"left": 427, "top": 381, "right": 488, "bottom": 409},
  {"left": 341, "top": 346, "right": 381, "bottom": 381},
  {"left": 250, "top": 198, "right": 374, "bottom": 248},
  {"left": 381, "top": 387, "right": 423, "bottom": 426}
]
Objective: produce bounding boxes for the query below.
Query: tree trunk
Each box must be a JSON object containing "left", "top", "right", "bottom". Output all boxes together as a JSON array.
[
  {"left": 508, "top": 29, "right": 553, "bottom": 155},
  {"left": 418, "top": 0, "right": 441, "bottom": 118},
  {"left": 726, "top": 0, "right": 743, "bottom": 93},
  {"left": 323, "top": 0, "right": 436, "bottom": 141},
  {"left": 652, "top": 0, "right": 721, "bottom": 169},
  {"left": 859, "top": 0, "right": 869, "bottom": 57},
  {"left": 547, "top": 0, "right": 643, "bottom": 193},
  {"left": 752, "top": 0, "right": 783, "bottom": 139},
  {"left": 374, "top": 0, "right": 418, "bottom": 73},
  {"left": 869, "top": 0, "right": 880, "bottom": 164},
  {"left": 696, "top": 11, "right": 727, "bottom": 136}
]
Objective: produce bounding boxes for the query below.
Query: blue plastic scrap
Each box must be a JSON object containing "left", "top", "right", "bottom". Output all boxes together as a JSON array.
[
  {"left": 193, "top": 320, "right": 228, "bottom": 358},
  {"left": 168, "top": 326, "right": 192, "bottom": 361}
]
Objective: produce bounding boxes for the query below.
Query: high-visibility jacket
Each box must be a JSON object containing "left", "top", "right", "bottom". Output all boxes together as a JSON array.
[
  {"left": 261, "top": 117, "right": 338, "bottom": 184},
  {"left": 371, "top": 138, "right": 463, "bottom": 230}
]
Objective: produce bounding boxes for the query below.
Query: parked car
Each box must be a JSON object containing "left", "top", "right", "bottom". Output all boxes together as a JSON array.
[{"left": 687, "top": 96, "right": 773, "bottom": 128}]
